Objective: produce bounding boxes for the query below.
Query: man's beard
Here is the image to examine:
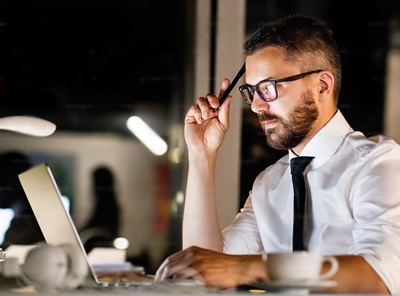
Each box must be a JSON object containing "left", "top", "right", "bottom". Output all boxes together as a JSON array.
[{"left": 258, "top": 89, "right": 319, "bottom": 150}]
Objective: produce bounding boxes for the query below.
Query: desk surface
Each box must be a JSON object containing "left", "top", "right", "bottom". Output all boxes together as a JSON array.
[
  {"left": 0, "top": 285, "right": 387, "bottom": 296},
  {"left": 0, "top": 277, "right": 387, "bottom": 295}
]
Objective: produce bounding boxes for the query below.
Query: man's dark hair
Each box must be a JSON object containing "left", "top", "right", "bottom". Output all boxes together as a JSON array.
[{"left": 244, "top": 15, "right": 342, "bottom": 104}]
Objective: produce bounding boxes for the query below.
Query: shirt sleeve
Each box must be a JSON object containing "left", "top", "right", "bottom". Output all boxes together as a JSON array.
[
  {"left": 349, "top": 138, "right": 400, "bottom": 294},
  {"left": 222, "top": 192, "right": 264, "bottom": 255}
]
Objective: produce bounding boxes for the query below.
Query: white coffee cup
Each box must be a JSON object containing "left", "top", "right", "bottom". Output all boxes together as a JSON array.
[{"left": 265, "top": 252, "right": 338, "bottom": 282}]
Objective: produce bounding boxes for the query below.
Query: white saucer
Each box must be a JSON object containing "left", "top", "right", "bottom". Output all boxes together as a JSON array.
[{"left": 251, "top": 279, "right": 337, "bottom": 294}]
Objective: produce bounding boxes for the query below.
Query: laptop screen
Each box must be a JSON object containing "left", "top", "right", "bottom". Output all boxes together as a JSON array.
[{"left": 18, "top": 163, "right": 98, "bottom": 282}]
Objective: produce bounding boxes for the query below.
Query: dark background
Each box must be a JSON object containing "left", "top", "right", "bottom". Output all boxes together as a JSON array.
[
  {"left": 0, "top": 0, "right": 185, "bottom": 136},
  {"left": 0, "top": 0, "right": 398, "bottom": 136}
]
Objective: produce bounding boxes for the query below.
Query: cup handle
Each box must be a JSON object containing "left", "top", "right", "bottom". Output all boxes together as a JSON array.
[{"left": 319, "top": 256, "right": 339, "bottom": 280}]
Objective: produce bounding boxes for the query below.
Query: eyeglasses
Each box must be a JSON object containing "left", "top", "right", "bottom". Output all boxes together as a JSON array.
[{"left": 239, "top": 69, "right": 323, "bottom": 104}]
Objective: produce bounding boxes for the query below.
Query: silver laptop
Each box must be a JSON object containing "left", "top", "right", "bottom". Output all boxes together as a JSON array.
[{"left": 18, "top": 163, "right": 154, "bottom": 288}]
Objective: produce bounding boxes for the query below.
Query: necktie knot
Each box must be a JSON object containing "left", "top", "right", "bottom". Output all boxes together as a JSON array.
[{"left": 290, "top": 156, "right": 314, "bottom": 175}]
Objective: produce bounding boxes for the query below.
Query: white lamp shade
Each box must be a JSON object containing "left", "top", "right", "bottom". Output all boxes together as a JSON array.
[{"left": 0, "top": 116, "right": 56, "bottom": 137}]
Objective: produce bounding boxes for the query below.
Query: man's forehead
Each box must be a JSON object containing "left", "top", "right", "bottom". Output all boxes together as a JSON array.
[
  {"left": 245, "top": 47, "right": 299, "bottom": 83},
  {"left": 246, "top": 46, "right": 285, "bottom": 62}
]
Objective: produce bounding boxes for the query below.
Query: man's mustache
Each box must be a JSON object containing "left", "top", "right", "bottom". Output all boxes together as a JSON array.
[{"left": 258, "top": 112, "right": 281, "bottom": 122}]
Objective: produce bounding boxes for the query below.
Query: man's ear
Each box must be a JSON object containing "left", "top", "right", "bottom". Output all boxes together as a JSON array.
[{"left": 318, "top": 71, "right": 335, "bottom": 101}]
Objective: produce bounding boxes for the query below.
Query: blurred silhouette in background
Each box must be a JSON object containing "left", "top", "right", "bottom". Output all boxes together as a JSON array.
[
  {"left": 79, "top": 165, "right": 152, "bottom": 272},
  {"left": 79, "top": 166, "right": 120, "bottom": 254},
  {"left": 0, "top": 151, "right": 44, "bottom": 249}
]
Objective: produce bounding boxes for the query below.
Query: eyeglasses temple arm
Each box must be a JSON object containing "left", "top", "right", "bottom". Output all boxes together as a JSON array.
[{"left": 212, "top": 63, "right": 246, "bottom": 113}]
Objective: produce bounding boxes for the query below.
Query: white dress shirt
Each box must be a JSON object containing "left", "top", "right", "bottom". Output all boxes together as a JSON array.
[{"left": 222, "top": 110, "right": 400, "bottom": 294}]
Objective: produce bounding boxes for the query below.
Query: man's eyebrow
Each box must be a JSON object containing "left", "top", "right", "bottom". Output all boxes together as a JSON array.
[{"left": 245, "top": 76, "right": 273, "bottom": 85}]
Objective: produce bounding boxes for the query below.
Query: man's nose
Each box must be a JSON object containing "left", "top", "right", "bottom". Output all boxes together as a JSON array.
[{"left": 251, "top": 92, "right": 271, "bottom": 114}]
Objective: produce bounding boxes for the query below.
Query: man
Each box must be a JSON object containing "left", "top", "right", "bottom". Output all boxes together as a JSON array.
[{"left": 155, "top": 15, "right": 400, "bottom": 294}]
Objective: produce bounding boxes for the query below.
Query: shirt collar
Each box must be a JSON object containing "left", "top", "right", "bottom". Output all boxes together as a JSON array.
[{"left": 288, "top": 110, "right": 353, "bottom": 166}]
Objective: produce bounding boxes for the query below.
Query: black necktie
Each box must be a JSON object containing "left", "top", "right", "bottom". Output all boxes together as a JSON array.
[{"left": 290, "top": 156, "right": 314, "bottom": 251}]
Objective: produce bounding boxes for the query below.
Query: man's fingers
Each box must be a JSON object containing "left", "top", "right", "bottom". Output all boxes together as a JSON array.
[
  {"left": 155, "top": 249, "right": 198, "bottom": 281},
  {"left": 156, "top": 265, "right": 205, "bottom": 284},
  {"left": 187, "top": 97, "right": 218, "bottom": 124},
  {"left": 197, "top": 97, "right": 211, "bottom": 112},
  {"left": 217, "top": 95, "right": 232, "bottom": 129},
  {"left": 218, "top": 79, "right": 231, "bottom": 99},
  {"left": 197, "top": 97, "right": 212, "bottom": 120},
  {"left": 159, "top": 264, "right": 187, "bottom": 281},
  {"left": 185, "top": 78, "right": 231, "bottom": 125},
  {"left": 185, "top": 99, "right": 206, "bottom": 124},
  {"left": 173, "top": 266, "right": 203, "bottom": 280},
  {"left": 156, "top": 262, "right": 198, "bottom": 282},
  {"left": 205, "top": 93, "right": 220, "bottom": 109}
]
